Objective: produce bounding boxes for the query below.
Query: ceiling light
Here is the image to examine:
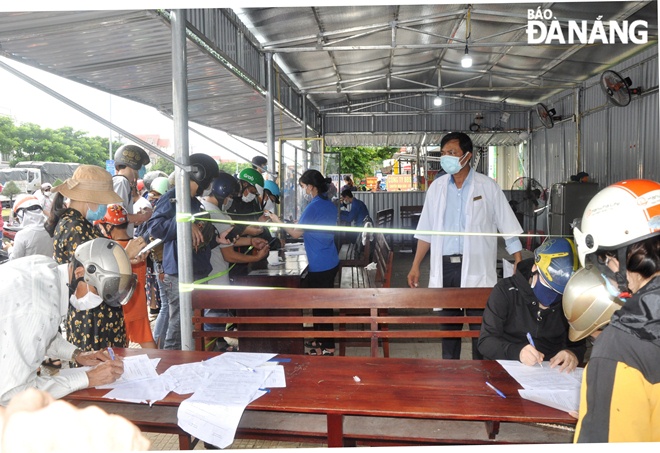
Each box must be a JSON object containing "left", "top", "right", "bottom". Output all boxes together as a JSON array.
[
  {"left": 433, "top": 95, "right": 443, "bottom": 106},
  {"left": 461, "top": 45, "right": 472, "bottom": 68}
]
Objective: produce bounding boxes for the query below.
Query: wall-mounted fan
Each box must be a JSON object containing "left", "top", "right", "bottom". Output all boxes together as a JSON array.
[
  {"left": 510, "top": 176, "right": 547, "bottom": 250},
  {"left": 600, "top": 70, "right": 642, "bottom": 107},
  {"left": 535, "top": 103, "right": 561, "bottom": 129}
]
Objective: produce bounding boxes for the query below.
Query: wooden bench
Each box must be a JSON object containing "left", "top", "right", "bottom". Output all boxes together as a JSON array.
[
  {"left": 192, "top": 286, "right": 492, "bottom": 358},
  {"left": 399, "top": 205, "right": 423, "bottom": 252},
  {"left": 338, "top": 220, "right": 372, "bottom": 271},
  {"left": 339, "top": 232, "right": 392, "bottom": 289},
  {"left": 376, "top": 208, "right": 394, "bottom": 229},
  {"left": 338, "top": 232, "right": 394, "bottom": 355}
]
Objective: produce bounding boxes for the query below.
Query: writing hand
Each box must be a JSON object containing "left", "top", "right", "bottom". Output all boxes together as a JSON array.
[
  {"left": 86, "top": 359, "right": 124, "bottom": 388},
  {"left": 519, "top": 344, "right": 544, "bottom": 367},
  {"left": 75, "top": 350, "right": 112, "bottom": 366}
]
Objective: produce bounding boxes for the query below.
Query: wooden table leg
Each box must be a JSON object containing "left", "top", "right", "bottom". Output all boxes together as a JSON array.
[
  {"left": 485, "top": 420, "right": 500, "bottom": 439},
  {"left": 178, "top": 434, "right": 192, "bottom": 450},
  {"left": 326, "top": 413, "right": 345, "bottom": 447}
]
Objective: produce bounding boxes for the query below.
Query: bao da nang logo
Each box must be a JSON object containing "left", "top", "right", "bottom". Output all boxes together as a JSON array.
[{"left": 527, "top": 8, "right": 648, "bottom": 44}]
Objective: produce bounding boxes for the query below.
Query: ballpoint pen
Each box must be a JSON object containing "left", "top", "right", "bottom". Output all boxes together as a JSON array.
[
  {"left": 526, "top": 332, "right": 543, "bottom": 368},
  {"left": 107, "top": 347, "right": 116, "bottom": 360},
  {"left": 485, "top": 381, "right": 506, "bottom": 399}
]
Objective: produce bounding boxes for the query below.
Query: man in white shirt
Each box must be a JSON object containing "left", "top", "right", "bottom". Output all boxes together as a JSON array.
[
  {"left": 408, "top": 132, "right": 523, "bottom": 360},
  {"left": 0, "top": 238, "right": 133, "bottom": 405}
]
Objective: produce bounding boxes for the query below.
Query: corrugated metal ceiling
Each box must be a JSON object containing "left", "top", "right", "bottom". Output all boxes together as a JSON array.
[{"left": 0, "top": 4, "right": 656, "bottom": 147}]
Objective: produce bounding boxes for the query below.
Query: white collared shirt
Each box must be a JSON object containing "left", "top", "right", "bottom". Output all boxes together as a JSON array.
[{"left": 0, "top": 256, "right": 88, "bottom": 405}]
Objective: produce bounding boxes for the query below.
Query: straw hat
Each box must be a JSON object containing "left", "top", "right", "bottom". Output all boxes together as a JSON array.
[{"left": 52, "top": 165, "right": 122, "bottom": 204}]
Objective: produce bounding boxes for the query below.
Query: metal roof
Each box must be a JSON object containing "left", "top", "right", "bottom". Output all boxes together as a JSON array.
[{"left": 0, "top": 4, "right": 657, "bottom": 147}]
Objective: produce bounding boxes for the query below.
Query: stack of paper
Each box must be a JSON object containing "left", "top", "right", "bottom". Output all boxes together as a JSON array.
[
  {"left": 497, "top": 360, "right": 583, "bottom": 413},
  {"left": 92, "top": 352, "right": 286, "bottom": 448}
]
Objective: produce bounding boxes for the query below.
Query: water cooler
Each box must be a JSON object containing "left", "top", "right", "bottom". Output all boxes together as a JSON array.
[{"left": 548, "top": 182, "right": 600, "bottom": 236}]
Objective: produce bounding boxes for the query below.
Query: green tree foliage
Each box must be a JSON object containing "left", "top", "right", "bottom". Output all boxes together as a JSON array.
[
  {"left": 218, "top": 161, "right": 250, "bottom": 176},
  {"left": 150, "top": 157, "right": 175, "bottom": 176},
  {"left": 327, "top": 146, "right": 398, "bottom": 180},
  {"left": 0, "top": 116, "right": 19, "bottom": 157},
  {"left": 2, "top": 181, "right": 21, "bottom": 203},
  {"left": 1, "top": 117, "right": 119, "bottom": 167}
]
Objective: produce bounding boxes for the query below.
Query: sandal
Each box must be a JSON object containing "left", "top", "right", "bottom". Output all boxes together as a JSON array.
[{"left": 307, "top": 348, "right": 334, "bottom": 356}]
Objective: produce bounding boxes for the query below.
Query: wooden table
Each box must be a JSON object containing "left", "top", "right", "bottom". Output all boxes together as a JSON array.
[
  {"left": 230, "top": 252, "right": 309, "bottom": 354},
  {"left": 65, "top": 348, "right": 576, "bottom": 448}
]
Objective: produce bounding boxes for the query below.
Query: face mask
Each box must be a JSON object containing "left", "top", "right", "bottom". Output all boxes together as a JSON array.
[
  {"left": 69, "top": 287, "right": 105, "bottom": 311},
  {"left": 222, "top": 198, "right": 233, "bottom": 212},
  {"left": 440, "top": 153, "right": 469, "bottom": 175},
  {"left": 202, "top": 187, "right": 212, "bottom": 198},
  {"left": 242, "top": 192, "right": 256, "bottom": 203},
  {"left": 263, "top": 199, "right": 276, "bottom": 214},
  {"left": 138, "top": 166, "right": 146, "bottom": 179},
  {"left": 601, "top": 274, "right": 630, "bottom": 301},
  {"left": 303, "top": 193, "right": 313, "bottom": 202},
  {"left": 85, "top": 204, "right": 107, "bottom": 222},
  {"left": 532, "top": 274, "right": 562, "bottom": 307}
]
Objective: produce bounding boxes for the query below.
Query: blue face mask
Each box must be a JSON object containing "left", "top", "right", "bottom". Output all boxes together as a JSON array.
[
  {"left": 532, "top": 276, "right": 562, "bottom": 307},
  {"left": 601, "top": 274, "right": 630, "bottom": 302},
  {"left": 138, "top": 166, "right": 146, "bottom": 179},
  {"left": 440, "top": 154, "right": 468, "bottom": 175},
  {"left": 86, "top": 204, "right": 107, "bottom": 222}
]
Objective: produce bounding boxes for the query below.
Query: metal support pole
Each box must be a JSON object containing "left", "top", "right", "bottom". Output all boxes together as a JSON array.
[
  {"left": 171, "top": 9, "right": 194, "bottom": 351},
  {"left": 266, "top": 53, "right": 276, "bottom": 177},
  {"left": 302, "top": 94, "right": 309, "bottom": 170}
]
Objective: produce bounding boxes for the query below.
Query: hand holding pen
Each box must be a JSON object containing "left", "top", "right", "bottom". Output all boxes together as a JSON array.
[{"left": 520, "top": 332, "right": 544, "bottom": 368}]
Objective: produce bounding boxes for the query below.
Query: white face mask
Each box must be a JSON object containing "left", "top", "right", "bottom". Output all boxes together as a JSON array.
[
  {"left": 70, "top": 290, "right": 104, "bottom": 311},
  {"left": 201, "top": 187, "right": 213, "bottom": 198},
  {"left": 222, "top": 197, "right": 233, "bottom": 212},
  {"left": 263, "top": 199, "right": 276, "bottom": 214},
  {"left": 242, "top": 192, "right": 257, "bottom": 203}
]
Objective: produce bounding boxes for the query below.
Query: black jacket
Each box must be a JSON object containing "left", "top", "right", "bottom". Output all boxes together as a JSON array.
[{"left": 478, "top": 258, "right": 586, "bottom": 363}]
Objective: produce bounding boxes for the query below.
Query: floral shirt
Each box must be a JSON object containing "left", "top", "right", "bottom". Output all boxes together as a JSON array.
[{"left": 52, "top": 208, "right": 127, "bottom": 351}]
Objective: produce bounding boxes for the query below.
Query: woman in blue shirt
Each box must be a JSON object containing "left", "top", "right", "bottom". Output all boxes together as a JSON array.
[{"left": 270, "top": 169, "right": 339, "bottom": 355}]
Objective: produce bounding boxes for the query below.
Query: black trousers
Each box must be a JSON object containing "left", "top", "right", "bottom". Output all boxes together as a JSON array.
[
  {"left": 440, "top": 260, "right": 484, "bottom": 360},
  {"left": 307, "top": 265, "right": 339, "bottom": 350}
]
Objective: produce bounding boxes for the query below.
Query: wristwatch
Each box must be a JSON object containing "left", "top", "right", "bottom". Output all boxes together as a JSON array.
[{"left": 71, "top": 348, "right": 83, "bottom": 363}]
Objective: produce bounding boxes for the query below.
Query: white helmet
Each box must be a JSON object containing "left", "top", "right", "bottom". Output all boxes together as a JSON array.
[
  {"left": 574, "top": 179, "right": 660, "bottom": 266},
  {"left": 562, "top": 266, "right": 624, "bottom": 341},
  {"left": 73, "top": 238, "right": 137, "bottom": 308},
  {"left": 573, "top": 179, "right": 660, "bottom": 298}
]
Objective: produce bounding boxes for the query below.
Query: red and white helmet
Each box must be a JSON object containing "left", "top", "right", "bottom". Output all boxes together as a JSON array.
[
  {"left": 573, "top": 179, "right": 660, "bottom": 298},
  {"left": 95, "top": 204, "right": 129, "bottom": 226},
  {"left": 574, "top": 179, "right": 660, "bottom": 266}
]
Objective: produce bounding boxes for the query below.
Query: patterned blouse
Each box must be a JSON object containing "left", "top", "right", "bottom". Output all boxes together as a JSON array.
[{"left": 53, "top": 208, "right": 127, "bottom": 350}]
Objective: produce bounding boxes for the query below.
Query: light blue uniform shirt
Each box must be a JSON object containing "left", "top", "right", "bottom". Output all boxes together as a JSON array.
[{"left": 443, "top": 169, "right": 522, "bottom": 256}]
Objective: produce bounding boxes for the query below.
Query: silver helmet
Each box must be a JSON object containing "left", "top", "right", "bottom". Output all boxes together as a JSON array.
[{"left": 73, "top": 238, "right": 137, "bottom": 308}]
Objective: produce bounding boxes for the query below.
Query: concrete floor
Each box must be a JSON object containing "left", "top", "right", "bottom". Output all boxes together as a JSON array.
[{"left": 139, "top": 243, "right": 574, "bottom": 450}]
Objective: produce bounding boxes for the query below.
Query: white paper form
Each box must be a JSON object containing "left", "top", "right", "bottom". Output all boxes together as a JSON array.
[
  {"left": 517, "top": 389, "right": 580, "bottom": 413},
  {"left": 161, "top": 361, "right": 213, "bottom": 395},
  {"left": 96, "top": 355, "right": 160, "bottom": 389},
  {"left": 177, "top": 364, "right": 270, "bottom": 448},
  {"left": 497, "top": 359, "right": 583, "bottom": 413},
  {"left": 497, "top": 360, "right": 583, "bottom": 390},
  {"left": 103, "top": 376, "right": 174, "bottom": 405}
]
